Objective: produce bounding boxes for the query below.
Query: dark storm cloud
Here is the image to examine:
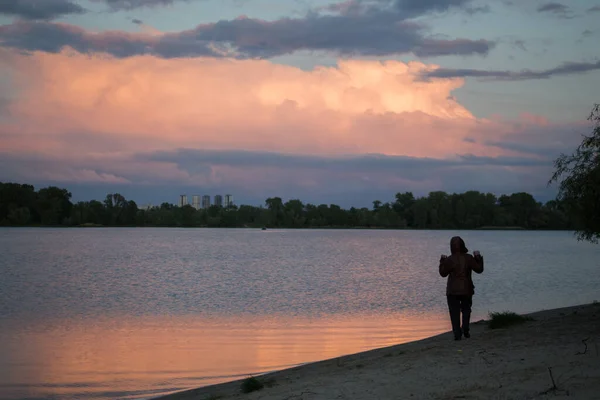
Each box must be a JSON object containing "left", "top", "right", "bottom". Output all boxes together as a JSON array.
[
  {"left": 456, "top": 154, "right": 548, "bottom": 166},
  {"left": 588, "top": 5, "right": 600, "bottom": 12},
  {"left": 422, "top": 60, "right": 600, "bottom": 81},
  {"left": 537, "top": 2, "right": 567, "bottom": 12},
  {"left": 0, "top": 0, "right": 86, "bottom": 20},
  {"left": 0, "top": 21, "right": 221, "bottom": 57},
  {"left": 178, "top": 11, "right": 492, "bottom": 59},
  {"left": 536, "top": 2, "right": 573, "bottom": 18},
  {"left": 484, "top": 141, "right": 556, "bottom": 157},
  {"left": 140, "top": 148, "right": 451, "bottom": 172},
  {"left": 131, "top": 148, "right": 558, "bottom": 203},
  {"left": 138, "top": 148, "right": 551, "bottom": 175},
  {"left": 92, "top": 0, "right": 181, "bottom": 10},
  {"left": 0, "top": 146, "right": 561, "bottom": 208},
  {"left": 93, "top": 0, "right": 481, "bottom": 14},
  {"left": 392, "top": 0, "right": 471, "bottom": 15},
  {"left": 321, "top": 0, "right": 487, "bottom": 19},
  {"left": 464, "top": 4, "right": 491, "bottom": 14},
  {"left": 0, "top": 0, "right": 494, "bottom": 59},
  {"left": 511, "top": 39, "right": 527, "bottom": 51}
]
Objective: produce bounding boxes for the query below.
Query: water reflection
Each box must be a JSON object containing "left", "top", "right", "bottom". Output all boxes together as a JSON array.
[
  {"left": 0, "top": 313, "right": 448, "bottom": 400},
  {"left": 3, "top": 228, "right": 599, "bottom": 399}
]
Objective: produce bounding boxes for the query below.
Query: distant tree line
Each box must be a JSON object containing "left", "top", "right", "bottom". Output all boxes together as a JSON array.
[{"left": 0, "top": 182, "right": 580, "bottom": 230}]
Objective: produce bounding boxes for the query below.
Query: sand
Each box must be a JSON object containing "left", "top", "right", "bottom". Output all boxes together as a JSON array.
[{"left": 156, "top": 303, "right": 600, "bottom": 400}]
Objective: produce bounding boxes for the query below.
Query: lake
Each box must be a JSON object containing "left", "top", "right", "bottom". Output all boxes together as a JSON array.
[{"left": 1, "top": 228, "right": 599, "bottom": 400}]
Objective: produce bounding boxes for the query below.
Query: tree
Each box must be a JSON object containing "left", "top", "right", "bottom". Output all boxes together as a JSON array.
[
  {"left": 265, "top": 197, "right": 284, "bottom": 227},
  {"left": 427, "top": 191, "right": 452, "bottom": 228},
  {"left": 372, "top": 200, "right": 382, "bottom": 211},
  {"left": 104, "top": 193, "right": 128, "bottom": 225},
  {"left": 393, "top": 192, "right": 414, "bottom": 226},
  {"left": 7, "top": 207, "right": 31, "bottom": 225},
  {"left": 36, "top": 186, "right": 73, "bottom": 225},
  {"left": 284, "top": 199, "right": 306, "bottom": 227},
  {"left": 498, "top": 192, "right": 538, "bottom": 228},
  {"left": 180, "top": 204, "right": 197, "bottom": 227},
  {"left": 0, "top": 181, "right": 582, "bottom": 230},
  {"left": 549, "top": 104, "right": 600, "bottom": 243},
  {"left": 0, "top": 183, "right": 37, "bottom": 224}
]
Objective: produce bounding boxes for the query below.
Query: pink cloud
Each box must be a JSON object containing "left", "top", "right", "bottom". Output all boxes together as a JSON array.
[
  {"left": 4, "top": 50, "right": 488, "bottom": 154},
  {"left": 0, "top": 48, "right": 586, "bottom": 193}
]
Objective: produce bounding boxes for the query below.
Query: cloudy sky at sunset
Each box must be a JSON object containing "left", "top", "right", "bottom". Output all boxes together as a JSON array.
[{"left": 0, "top": 0, "right": 598, "bottom": 207}]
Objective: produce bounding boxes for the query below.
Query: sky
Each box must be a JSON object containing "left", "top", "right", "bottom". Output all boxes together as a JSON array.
[{"left": 0, "top": 0, "right": 599, "bottom": 207}]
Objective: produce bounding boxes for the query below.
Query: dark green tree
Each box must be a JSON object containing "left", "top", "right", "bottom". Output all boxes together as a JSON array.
[
  {"left": 393, "top": 192, "right": 415, "bottom": 226},
  {"left": 0, "top": 181, "right": 582, "bottom": 231},
  {"left": 36, "top": 186, "right": 73, "bottom": 225},
  {"left": 0, "top": 183, "right": 37, "bottom": 224},
  {"left": 549, "top": 104, "right": 600, "bottom": 243},
  {"left": 265, "top": 197, "right": 284, "bottom": 227}
]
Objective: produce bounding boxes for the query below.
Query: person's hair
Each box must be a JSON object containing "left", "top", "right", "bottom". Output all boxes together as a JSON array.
[{"left": 450, "top": 236, "right": 468, "bottom": 254}]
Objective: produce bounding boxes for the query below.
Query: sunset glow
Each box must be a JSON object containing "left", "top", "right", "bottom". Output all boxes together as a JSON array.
[{"left": 1, "top": 0, "right": 598, "bottom": 205}]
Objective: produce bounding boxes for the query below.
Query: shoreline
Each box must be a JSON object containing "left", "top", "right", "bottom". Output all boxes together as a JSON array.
[
  {"left": 0, "top": 225, "right": 574, "bottom": 232},
  {"left": 154, "top": 302, "right": 600, "bottom": 400}
]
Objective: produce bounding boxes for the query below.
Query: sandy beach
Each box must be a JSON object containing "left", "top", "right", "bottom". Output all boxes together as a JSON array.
[{"left": 156, "top": 302, "right": 600, "bottom": 400}]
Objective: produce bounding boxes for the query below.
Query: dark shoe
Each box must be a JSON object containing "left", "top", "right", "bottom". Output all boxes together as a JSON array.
[
  {"left": 464, "top": 331, "right": 470, "bottom": 339},
  {"left": 454, "top": 336, "right": 462, "bottom": 341}
]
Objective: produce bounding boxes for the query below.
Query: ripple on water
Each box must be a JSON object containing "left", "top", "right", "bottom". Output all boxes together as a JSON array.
[{"left": 1, "top": 228, "right": 599, "bottom": 399}]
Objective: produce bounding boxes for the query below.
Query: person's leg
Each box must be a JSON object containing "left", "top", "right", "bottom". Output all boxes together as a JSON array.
[
  {"left": 446, "top": 295, "right": 462, "bottom": 340},
  {"left": 460, "top": 295, "right": 473, "bottom": 338}
]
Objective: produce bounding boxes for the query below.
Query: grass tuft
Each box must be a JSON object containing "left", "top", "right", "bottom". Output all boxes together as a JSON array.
[
  {"left": 488, "top": 311, "right": 533, "bottom": 329},
  {"left": 241, "top": 376, "right": 264, "bottom": 393}
]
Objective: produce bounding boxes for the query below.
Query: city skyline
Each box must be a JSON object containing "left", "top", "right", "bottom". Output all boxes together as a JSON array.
[
  {"left": 177, "top": 193, "right": 234, "bottom": 209},
  {"left": 1, "top": 0, "right": 599, "bottom": 207}
]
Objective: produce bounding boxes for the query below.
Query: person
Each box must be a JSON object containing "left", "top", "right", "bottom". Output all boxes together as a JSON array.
[{"left": 439, "top": 236, "right": 484, "bottom": 341}]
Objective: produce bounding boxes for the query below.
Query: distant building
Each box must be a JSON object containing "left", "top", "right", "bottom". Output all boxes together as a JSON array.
[
  {"left": 202, "top": 195, "right": 211, "bottom": 209},
  {"left": 224, "top": 194, "right": 234, "bottom": 208},
  {"left": 178, "top": 194, "right": 188, "bottom": 207},
  {"left": 214, "top": 195, "right": 223, "bottom": 207},
  {"left": 192, "top": 195, "right": 201, "bottom": 210}
]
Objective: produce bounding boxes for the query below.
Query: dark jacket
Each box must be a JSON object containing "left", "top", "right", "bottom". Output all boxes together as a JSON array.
[{"left": 439, "top": 253, "right": 484, "bottom": 296}]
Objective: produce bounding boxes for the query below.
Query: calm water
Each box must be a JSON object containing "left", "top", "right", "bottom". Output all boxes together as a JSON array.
[{"left": 1, "top": 228, "right": 599, "bottom": 400}]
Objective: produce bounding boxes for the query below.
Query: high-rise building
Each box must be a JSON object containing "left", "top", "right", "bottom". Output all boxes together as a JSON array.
[
  {"left": 214, "top": 195, "right": 223, "bottom": 207},
  {"left": 192, "top": 195, "right": 201, "bottom": 210},
  {"left": 224, "top": 194, "right": 234, "bottom": 208},
  {"left": 201, "top": 195, "right": 211, "bottom": 209},
  {"left": 178, "top": 194, "right": 188, "bottom": 207}
]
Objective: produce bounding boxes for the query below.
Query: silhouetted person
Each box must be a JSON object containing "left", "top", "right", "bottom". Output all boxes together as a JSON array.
[{"left": 439, "top": 236, "right": 484, "bottom": 341}]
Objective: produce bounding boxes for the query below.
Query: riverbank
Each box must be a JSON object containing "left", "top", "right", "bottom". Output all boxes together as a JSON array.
[
  {"left": 156, "top": 303, "right": 600, "bottom": 400},
  {"left": 1, "top": 225, "right": 571, "bottom": 232}
]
